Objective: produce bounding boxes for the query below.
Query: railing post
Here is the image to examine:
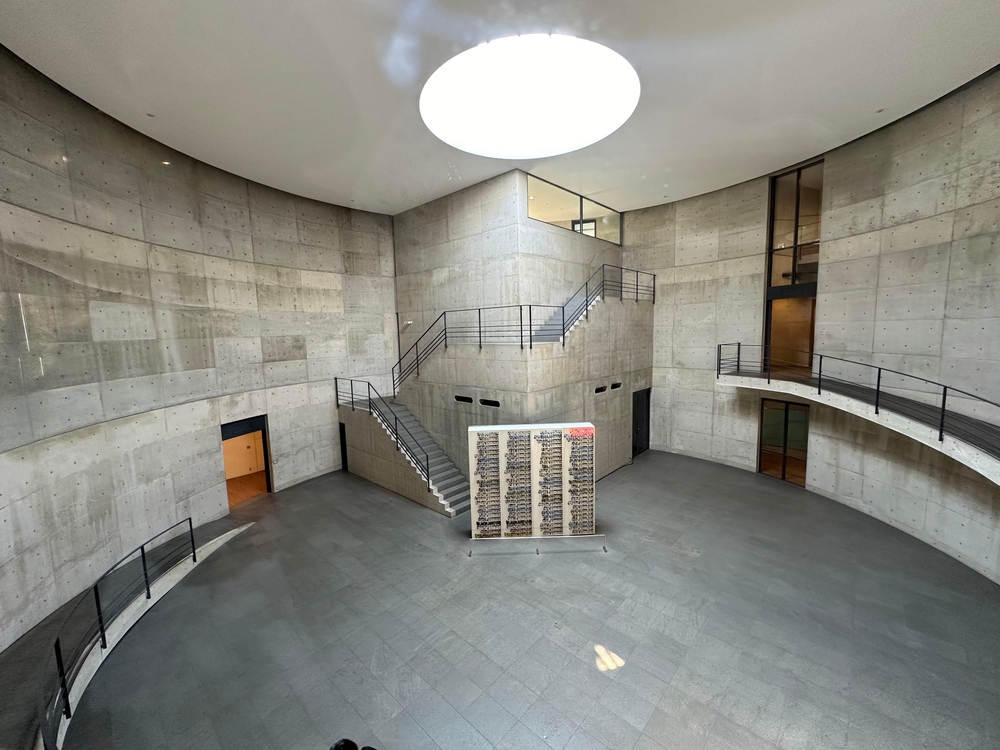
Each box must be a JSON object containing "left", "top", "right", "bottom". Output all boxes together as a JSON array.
[
  {"left": 368, "top": 382, "right": 372, "bottom": 413},
  {"left": 94, "top": 584, "right": 107, "bottom": 649},
  {"left": 585, "top": 280, "right": 589, "bottom": 320},
  {"left": 140, "top": 544, "right": 151, "bottom": 599},
  {"left": 478, "top": 308, "right": 482, "bottom": 349},
  {"left": 875, "top": 368, "right": 882, "bottom": 415},
  {"left": 620, "top": 268, "right": 624, "bottom": 301},
  {"left": 737, "top": 343, "right": 741, "bottom": 373},
  {"left": 443, "top": 311, "right": 447, "bottom": 349},
  {"left": 529, "top": 306, "right": 533, "bottom": 349},
  {"left": 602, "top": 264, "right": 606, "bottom": 299},
  {"left": 426, "top": 452, "right": 430, "bottom": 491},
  {"left": 562, "top": 306, "right": 566, "bottom": 347},
  {"left": 519, "top": 306, "right": 524, "bottom": 350},
  {"left": 334, "top": 377, "right": 339, "bottom": 407},
  {"left": 817, "top": 355, "right": 823, "bottom": 395},
  {"left": 54, "top": 638, "right": 72, "bottom": 719},
  {"left": 939, "top": 386, "right": 947, "bottom": 442},
  {"left": 188, "top": 517, "right": 197, "bottom": 563},
  {"left": 395, "top": 415, "right": 399, "bottom": 451},
  {"left": 350, "top": 379, "right": 354, "bottom": 411},
  {"left": 716, "top": 344, "right": 721, "bottom": 378},
  {"left": 652, "top": 273, "right": 656, "bottom": 304},
  {"left": 635, "top": 270, "right": 639, "bottom": 302}
]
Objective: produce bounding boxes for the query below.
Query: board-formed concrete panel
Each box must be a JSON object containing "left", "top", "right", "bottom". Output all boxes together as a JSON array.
[
  {"left": 626, "top": 67, "right": 1000, "bottom": 584},
  {"left": 0, "top": 46, "right": 398, "bottom": 650}
]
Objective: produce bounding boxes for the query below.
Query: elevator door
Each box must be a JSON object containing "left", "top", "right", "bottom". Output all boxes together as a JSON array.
[
  {"left": 632, "top": 388, "right": 651, "bottom": 457},
  {"left": 759, "top": 400, "right": 809, "bottom": 487}
]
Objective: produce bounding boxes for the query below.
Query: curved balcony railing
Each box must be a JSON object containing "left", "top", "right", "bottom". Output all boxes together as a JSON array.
[
  {"left": 717, "top": 343, "right": 1000, "bottom": 460},
  {"left": 38, "top": 519, "right": 198, "bottom": 749},
  {"left": 392, "top": 264, "right": 655, "bottom": 394}
]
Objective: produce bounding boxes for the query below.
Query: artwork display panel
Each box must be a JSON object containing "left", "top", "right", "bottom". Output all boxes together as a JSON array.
[{"left": 470, "top": 423, "right": 595, "bottom": 539}]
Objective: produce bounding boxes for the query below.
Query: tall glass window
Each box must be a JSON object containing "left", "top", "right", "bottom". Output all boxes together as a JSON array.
[
  {"left": 527, "top": 174, "right": 621, "bottom": 245},
  {"left": 768, "top": 162, "right": 823, "bottom": 287}
]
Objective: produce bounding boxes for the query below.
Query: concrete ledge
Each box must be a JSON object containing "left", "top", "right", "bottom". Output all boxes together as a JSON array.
[
  {"left": 716, "top": 374, "right": 1000, "bottom": 489},
  {"left": 42, "top": 524, "right": 253, "bottom": 750}
]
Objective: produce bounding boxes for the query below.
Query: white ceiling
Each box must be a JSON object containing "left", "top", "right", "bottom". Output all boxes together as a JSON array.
[{"left": 2, "top": 0, "right": 998, "bottom": 215}]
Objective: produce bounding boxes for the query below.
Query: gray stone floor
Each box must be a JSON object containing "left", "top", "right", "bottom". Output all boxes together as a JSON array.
[{"left": 64, "top": 451, "right": 1000, "bottom": 750}]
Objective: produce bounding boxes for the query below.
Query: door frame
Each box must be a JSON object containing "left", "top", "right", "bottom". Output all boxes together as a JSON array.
[
  {"left": 221, "top": 414, "right": 273, "bottom": 493},
  {"left": 756, "top": 398, "right": 809, "bottom": 485},
  {"left": 632, "top": 388, "right": 651, "bottom": 457}
]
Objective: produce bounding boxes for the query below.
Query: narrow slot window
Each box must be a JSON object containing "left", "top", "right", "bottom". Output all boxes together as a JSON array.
[
  {"left": 479, "top": 398, "right": 500, "bottom": 408},
  {"left": 455, "top": 395, "right": 473, "bottom": 403},
  {"left": 611, "top": 382, "right": 622, "bottom": 390},
  {"left": 594, "top": 385, "right": 608, "bottom": 394}
]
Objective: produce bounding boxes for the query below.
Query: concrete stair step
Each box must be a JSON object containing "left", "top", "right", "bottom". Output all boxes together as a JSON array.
[
  {"left": 373, "top": 399, "right": 472, "bottom": 517},
  {"left": 436, "top": 476, "right": 468, "bottom": 493}
]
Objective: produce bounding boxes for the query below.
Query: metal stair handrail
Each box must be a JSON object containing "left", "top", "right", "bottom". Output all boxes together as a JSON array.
[
  {"left": 391, "top": 264, "right": 655, "bottom": 394},
  {"left": 334, "top": 378, "right": 431, "bottom": 490},
  {"left": 39, "top": 518, "right": 198, "bottom": 749},
  {"left": 717, "top": 343, "right": 1000, "bottom": 458}
]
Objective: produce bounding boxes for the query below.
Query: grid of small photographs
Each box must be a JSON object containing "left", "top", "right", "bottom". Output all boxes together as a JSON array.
[
  {"left": 503, "top": 430, "right": 532, "bottom": 536},
  {"left": 472, "top": 431, "right": 501, "bottom": 538},
  {"left": 469, "top": 423, "right": 595, "bottom": 539},
  {"left": 565, "top": 426, "right": 595, "bottom": 535},
  {"left": 534, "top": 429, "right": 564, "bottom": 536}
]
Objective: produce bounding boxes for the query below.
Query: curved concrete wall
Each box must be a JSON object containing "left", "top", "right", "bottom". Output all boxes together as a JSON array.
[
  {"left": 624, "top": 67, "right": 1000, "bottom": 581},
  {"left": 0, "top": 47, "right": 397, "bottom": 649}
]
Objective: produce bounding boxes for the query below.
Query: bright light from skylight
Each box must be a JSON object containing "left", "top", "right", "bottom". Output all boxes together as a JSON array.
[{"left": 419, "top": 34, "right": 640, "bottom": 160}]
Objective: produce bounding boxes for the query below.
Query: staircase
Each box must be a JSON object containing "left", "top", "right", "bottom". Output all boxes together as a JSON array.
[
  {"left": 334, "top": 266, "right": 656, "bottom": 519},
  {"left": 336, "top": 379, "right": 471, "bottom": 516},
  {"left": 392, "top": 264, "right": 655, "bottom": 393},
  {"left": 382, "top": 400, "right": 471, "bottom": 515}
]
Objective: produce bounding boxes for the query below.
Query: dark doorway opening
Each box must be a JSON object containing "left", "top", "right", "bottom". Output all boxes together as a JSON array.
[
  {"left": 339, "top": 422, "right": 348, "bottom": 473},
  {"left": 759, "top": 399, "right": 809, "bottom": 487},
  {"left": 221, "top": 415, "right": 272, "bottom": 508},
  {"left": 632, "top": 388, "right": 651, "bottom": 457}
]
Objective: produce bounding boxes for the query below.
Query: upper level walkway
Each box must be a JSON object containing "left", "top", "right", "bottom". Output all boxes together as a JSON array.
[
  {"left": 716, "top": 344, "right": 1000, "bottom": 489},
  {"left": 392, "top": 265, "right": 655, "bottom": 394}
]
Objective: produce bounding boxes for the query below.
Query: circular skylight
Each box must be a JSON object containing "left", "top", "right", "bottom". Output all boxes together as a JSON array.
[{"left": 419, "top": 34, "right": 640, "bottom": 160}]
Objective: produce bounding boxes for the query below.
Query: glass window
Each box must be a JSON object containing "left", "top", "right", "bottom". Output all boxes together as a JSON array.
[
  {"left": 527, "top": 174, "right": 578, "bottom": 231},
  {"left": 771, "top": 173, "right": 797, "bottom": 251},
  {"left": 583, "top": 198, "right": 620, "bottom": 244},
  {"left": 758, "top": 399, "right": 810, "bottom": 487},
  {"left": 527, "top": 174, "right": 621, "bottom": 245},
  {"left": 768, "top": 162, "right": 823, "bottom": 286}
]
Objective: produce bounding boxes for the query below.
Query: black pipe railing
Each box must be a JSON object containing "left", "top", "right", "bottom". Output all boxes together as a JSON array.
[
  {"left": 39, "top": 518, "right": 198, "bottom": 749},
  {"left": 717, "top": 343, "right": 1000, "bottom": 460},
  {"left": 391, "top": 264, "right": 655, "bottom": 394},
  {"left": 334, "top": 378, "right": 431, "bottom": 490}
]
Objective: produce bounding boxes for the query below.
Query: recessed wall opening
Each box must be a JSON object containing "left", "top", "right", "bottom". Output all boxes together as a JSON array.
[
  {"left": 595, "top": 385, "right": 608, "bottom": 394},
  {"left": 221, "top": 415, "right": 272, "bottom": 508},
  {"left": 632, "top": 388, "right": 651, "bottom": 456},
  {"left": 611, "top": 382, "right": 622, "bottom": 390},
  {"left": 455, "top": 395, "right": 474, "bottom": 403},
  {"left": 479, "top": 398, "right": 501, "bottom": 408}
]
